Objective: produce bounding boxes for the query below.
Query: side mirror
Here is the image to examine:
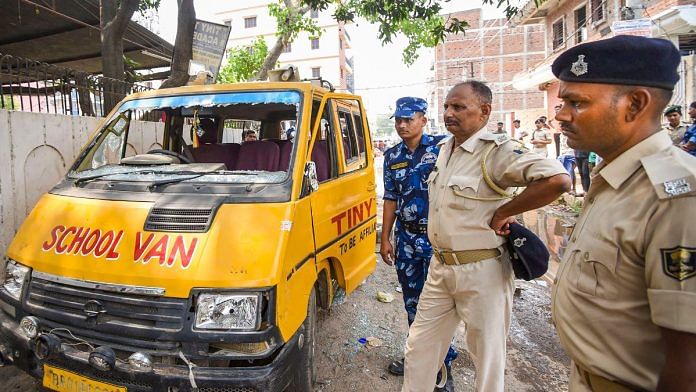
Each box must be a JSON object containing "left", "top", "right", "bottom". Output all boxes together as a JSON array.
[{"left": 305, "top": 161, "right": 319, "bottom": 193}]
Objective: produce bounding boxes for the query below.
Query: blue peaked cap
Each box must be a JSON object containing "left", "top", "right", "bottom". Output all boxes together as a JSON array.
[{"left": 391, "top": 97, "right": 427, "bottom": 119}]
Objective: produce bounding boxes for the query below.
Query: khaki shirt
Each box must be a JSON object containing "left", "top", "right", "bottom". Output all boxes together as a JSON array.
[
  {"left": 552, "top": 132, "right": 696, "bottom": 391},
  {"left": 661, "top": 122, "right": 688, "bottom": 146},
  {"left": 427, "top": 130, "right": 566, "bottom": 251},
  {"left": 531, "top": 129, "right": 552, "bottom": 155}
]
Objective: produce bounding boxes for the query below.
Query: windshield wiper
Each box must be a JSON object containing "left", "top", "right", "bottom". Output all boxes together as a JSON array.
[{"left": 146, "top": 170, "right": 257, "bottom": 190}]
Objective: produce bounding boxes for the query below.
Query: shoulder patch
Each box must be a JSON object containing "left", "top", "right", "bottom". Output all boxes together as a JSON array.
[
  {"left": 641, "top": 149, "right": 696, "bottom": 200},
  {"left": 661, "top": 246, "right": 696, "bottom": 281}
]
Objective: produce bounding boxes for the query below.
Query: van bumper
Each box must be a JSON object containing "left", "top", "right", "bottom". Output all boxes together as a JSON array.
[{"left": 0, "top": 310, "right": 300, "bottom": 392}]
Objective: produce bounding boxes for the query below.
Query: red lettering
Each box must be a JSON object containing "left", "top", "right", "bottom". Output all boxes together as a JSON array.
[
  {"left": 169, "top": 236, "right": 198, "bottom": 268},
  {"left": 94, "top": 230, "right": 114, "bottom": 257},
  {"left": 55, "top": 226, "right": 77, "bottom": 254},
  {"left": 106, "top": 231, "right": 123, "bottom": 260},
  {"left": 134, "top": 232, "right": 154, "bottom": 261},
  {"left": 68, "top": 227, "right": 89, "bottom": 253},
  {"left": 144, "top": 236, "right": 168, "bottom": 265},
  {"left": 363, "top": 198, "right": 374, "bottom": 215},
  {"left": 42, "top": 225, "right": 65, "bottom": 251},
  {"left": 80, "top": 230, "right": 101, "bottom": 255},
  {"left": 331, "top": 211, "right": 347, "bottom": 235},
  {"left": 352, "top": 205, "right": 364, "bottom": 225}
]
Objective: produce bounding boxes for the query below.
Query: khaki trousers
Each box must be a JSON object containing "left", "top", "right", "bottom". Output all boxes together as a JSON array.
[{"left": 402, "top": 254, "right": 514, "bottom": 392}]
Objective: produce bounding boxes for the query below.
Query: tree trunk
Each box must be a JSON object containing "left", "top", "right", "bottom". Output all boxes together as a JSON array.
[
  {"left": 254, "top": 35, "right": 287, "bottom": 81},
  {"left": 160, "top": 0, "right": 196, "bottom": 89},
  {"left": 100, "top": 0, "right": 139, "bottom": 114}
]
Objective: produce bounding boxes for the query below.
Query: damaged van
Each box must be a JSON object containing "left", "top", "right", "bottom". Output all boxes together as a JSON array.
[{"left": 0, "top": 79, "right": 377, "bottom": 391}]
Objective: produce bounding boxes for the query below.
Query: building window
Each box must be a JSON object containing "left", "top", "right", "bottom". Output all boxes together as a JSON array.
[
  {"left": 312, "top": 67, "right": 321, "bottom": 78},
  {"left": 244, "top": 16, "right": 257, "bottom": 28},
  {"left": 575, "top": 6, "right": 587, "bottom": 43},
  {"left": 590, "top": 0, "right": 605, "bottom": 24},
  {"left": 552, "top": 18, "right": 565, "bottom": 50},
  {"left": 283, "top": 43, "right": 291, "bottom": 53},
  {"left": 310, "top": 9, "right": 319, "bottom": 18},
  {"left": 311, "top": 38, "right": 320, "bottom": 50}
]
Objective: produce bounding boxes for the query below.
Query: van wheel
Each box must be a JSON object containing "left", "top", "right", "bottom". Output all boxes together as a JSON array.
[{"left": 291, "top": 287, "right": 317, "bottom": 391}]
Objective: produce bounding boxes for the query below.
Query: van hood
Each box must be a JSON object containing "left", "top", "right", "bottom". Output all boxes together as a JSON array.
[{"left": 6, "top": 194, "right": 292, "bottom": 298}]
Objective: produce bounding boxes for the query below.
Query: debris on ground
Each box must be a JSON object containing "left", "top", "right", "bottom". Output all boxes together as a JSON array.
[{"left": 376, "top": 291, "right": 394, "bottom": 303}]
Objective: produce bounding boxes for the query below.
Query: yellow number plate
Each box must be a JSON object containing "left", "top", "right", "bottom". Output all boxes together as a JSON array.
[{"left": 43, "top": 364, "right": 127, "bottom": 392}]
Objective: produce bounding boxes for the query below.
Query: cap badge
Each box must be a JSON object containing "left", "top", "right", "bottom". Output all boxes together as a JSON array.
[
  {"left": 570, "top": 55, "right": 588, "bottom": 76},
  {"left": 513, "top": 237, "right": 527, "bottom": 248}
]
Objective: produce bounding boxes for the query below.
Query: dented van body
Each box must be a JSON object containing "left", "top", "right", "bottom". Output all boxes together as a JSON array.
[{"left": 0, "top": 82, "right": 377, "bottom": 391}]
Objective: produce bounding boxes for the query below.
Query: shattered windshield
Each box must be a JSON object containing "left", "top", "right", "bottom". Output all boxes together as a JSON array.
[{"left": 69, "top": 90, "right": 302, "bottom": 186}]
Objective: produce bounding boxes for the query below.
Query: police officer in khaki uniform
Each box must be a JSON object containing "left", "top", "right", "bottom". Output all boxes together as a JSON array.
[
  {"left": 551, "top": 36, "right": 696, "bottom": 391},
  {"left": 402, "top": 80, "right": 570, "bottom": 392}
]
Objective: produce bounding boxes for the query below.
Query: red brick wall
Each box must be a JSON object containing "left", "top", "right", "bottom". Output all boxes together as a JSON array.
[{"left": 433, "top": 9, "right": 547, "bottom": 129}]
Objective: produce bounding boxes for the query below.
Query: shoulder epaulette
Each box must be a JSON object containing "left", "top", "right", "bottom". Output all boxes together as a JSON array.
[
  {"left": 479, "top": 132, "right": 511, "bottom": 146},
  {"left": 641, "top": 148, "right": 696, "bottom": 200}
]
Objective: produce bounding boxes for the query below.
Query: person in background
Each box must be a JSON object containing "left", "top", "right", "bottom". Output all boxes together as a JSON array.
[
  {"left": 662, "top": 105, "right": 687, "bottom": 146},
  {"left": 380, "top": 97, "right": 457, "bottom": 391},
  {"left": 243, "top": 130, "right": 257, "bottom": 143},
  {"left": 512, "top": 119, "right": 522, "bottom": 139},
  {"left": 551, "top": 35, "right": 696, "bottom": 392},
  {"left": 679, "top": 101, "right": 696, "bottom": 157},
  {"left": 493, "top": 121, "right": 505, "bottom": 134},
  {"left": 557, "top": 133, "right": 577, "bottom": 195},
  {"left": 530, "top": 118, "right": 553, "bottom": 157},
  {"left": 574, "top": 148, "right": 591, "bottom": 194}
]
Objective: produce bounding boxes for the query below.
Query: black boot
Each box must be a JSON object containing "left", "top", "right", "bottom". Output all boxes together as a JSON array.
[
  {"left": 434, "top": 363, "right": 454, "bottom": 392},
  {"left": 388, "top": 358, "right": 404, "bottom": 376}
]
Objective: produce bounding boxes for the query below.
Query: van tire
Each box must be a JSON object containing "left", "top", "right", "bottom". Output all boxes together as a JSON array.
[{"left": 291, "top": 287, "right": 317, "bottom": 391}]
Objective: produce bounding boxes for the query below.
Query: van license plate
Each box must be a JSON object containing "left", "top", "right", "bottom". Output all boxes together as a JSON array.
[{"left": 43, "top": 364, "right": 127, "bottom": 392}]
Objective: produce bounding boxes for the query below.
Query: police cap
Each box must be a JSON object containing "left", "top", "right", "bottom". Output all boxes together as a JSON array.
[
  {"left": 506, "top": 222, "right": 549, "bottom": 281},
  {"left": 551, "top": 35, "right": 680, "bottom": 90},
  {"left": 664, "top": 105, "right": 681, "bottom": 116},
  {"left": 391, "top": 97, "right": 427, "bottom": 119}
]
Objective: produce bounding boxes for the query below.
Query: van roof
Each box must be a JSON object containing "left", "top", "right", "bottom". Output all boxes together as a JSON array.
[{"left": 126, "top": 81, "right": 351, "bottom": 102}]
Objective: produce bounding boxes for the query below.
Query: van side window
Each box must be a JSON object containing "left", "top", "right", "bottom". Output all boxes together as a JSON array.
[
  {"left": 338, "top": 101, "right": 367, "bottom": 173},
  {"left": 309, "top": 99, "right": 338, "bottom": 183}
]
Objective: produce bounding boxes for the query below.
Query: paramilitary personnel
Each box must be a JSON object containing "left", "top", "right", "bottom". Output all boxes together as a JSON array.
[
  {"left": 380, "top": 97, "right": 457, "bottom": 391},
  {"left": 551, "top": 35, "right": 696, "bottom": 391},
  {"left": 401, "top": 81, "right": 570, "bottom": 392}
]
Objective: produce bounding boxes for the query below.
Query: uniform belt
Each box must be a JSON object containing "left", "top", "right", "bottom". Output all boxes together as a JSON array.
[
  {"left": 402, "top": 221, "right": 428, "bottom": 234},
  {"left": 575, "top": 363, "right": 637, "bottom": 392},
  {"left": 434, "top": 248, "right": 501, "bottom": 265}
]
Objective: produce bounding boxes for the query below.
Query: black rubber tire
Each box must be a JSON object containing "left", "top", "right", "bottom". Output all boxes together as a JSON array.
[{"left": 290, "top": 287, "right": 317, "bottom": 391}]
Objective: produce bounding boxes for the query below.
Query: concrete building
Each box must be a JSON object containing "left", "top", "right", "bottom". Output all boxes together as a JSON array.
[
  {"left": 511, "top": 0, "right": 695, "bottom": 117},
  {"left": 430, "top": 9, "right": 547, "bottom": 136},
  {"left": 216, "top": 0, "right": 354, "bottom": 92}
]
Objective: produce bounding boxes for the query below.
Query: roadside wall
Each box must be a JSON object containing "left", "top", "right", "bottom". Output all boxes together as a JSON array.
[{"left": 0, "top": 110, "right": 163, "bottom": 255}]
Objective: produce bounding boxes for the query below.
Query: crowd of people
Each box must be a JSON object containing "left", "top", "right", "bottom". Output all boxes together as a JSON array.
[{"left": 379, "top": 35, "right": 696, "bottom": 392}]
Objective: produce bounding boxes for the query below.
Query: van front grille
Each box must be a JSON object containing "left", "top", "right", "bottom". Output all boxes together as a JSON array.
[{"left": 144, "top": 207, "right": 214, "bottom": 232}]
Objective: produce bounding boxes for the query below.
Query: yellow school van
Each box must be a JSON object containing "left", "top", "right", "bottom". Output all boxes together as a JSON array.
[{"left": 0, "top": 78, "right": 377, "bottom": 391}]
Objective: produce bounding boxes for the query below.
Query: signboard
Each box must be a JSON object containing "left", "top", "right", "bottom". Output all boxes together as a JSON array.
[
  {"left": 611, "top": 19, "right": 652, "bottom": 38},
  {"left": 190, "top": 19, "right": 231, "bottom": 80}
]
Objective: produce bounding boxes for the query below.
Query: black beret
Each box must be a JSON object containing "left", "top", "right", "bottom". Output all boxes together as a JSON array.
[
  {"left": 664, "top": 105, "right": 681, "bottom": 115},
  {"left": 506, "top": 223, "right": 549, "bottom": 281},
  {"left": 551, "top": 35, "right": 680, "bottom": 90}
]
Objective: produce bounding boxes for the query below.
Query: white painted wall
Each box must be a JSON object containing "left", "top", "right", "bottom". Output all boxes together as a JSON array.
[{"left": 0, "top": 110, "right": 163, "bottom": 255}]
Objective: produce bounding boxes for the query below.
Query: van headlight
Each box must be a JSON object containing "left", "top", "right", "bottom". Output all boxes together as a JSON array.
[
  {"left": 195, "top": 293, "right": 261, "bottom": 330},
  {"left": 2, "top": 260, "right": 30, "bottom": 301}
]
